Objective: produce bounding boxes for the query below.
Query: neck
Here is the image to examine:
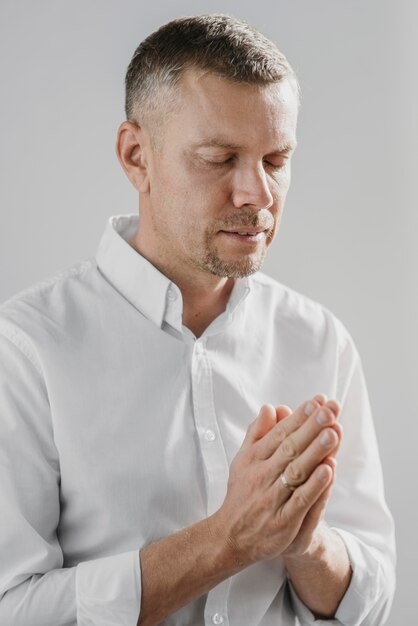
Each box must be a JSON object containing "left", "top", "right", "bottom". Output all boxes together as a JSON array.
[
  {"left": 180, "top": 276, "right": 235, "bottom": 338},
  {"left": 128, "top": 232, "right": 236, "bottom": 338}
]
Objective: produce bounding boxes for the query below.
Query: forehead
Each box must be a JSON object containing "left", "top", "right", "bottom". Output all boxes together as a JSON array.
[{"left": 169, "top": 70, "right": 298, "bottom": 151}]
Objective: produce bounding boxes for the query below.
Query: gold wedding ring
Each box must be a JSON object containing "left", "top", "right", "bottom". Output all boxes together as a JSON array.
[{"left": 279, "top": 472, "right": 297, "bottom": 492}]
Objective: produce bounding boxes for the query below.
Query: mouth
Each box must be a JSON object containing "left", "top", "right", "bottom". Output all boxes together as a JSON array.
[{"left": 218, "top": 228, "right": 268, "bottom": 244}]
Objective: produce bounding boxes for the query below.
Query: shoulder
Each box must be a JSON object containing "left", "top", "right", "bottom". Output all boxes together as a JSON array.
[
  {"left": 248, "top": 271, "right": 355, "bottom": 353},
  {"left": 0, "top": 257, "right": 98, "bottom": 359}
]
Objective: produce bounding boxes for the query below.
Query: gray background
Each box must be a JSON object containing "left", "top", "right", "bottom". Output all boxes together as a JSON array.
[{"left": 0, "top": 1, "right": 415, "bottom": 623}]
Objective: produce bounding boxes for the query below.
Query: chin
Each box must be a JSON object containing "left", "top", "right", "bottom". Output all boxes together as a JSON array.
[{"left": 203, "top": 252, "right": 266, "bottom": 278}]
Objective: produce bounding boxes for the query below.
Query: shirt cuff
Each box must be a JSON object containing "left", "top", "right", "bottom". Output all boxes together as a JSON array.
[
  {"left": 287, "top": 528, "right": 381, "bottom": 626},
  {"left": 76, "top": 549, "right": 141, "bottom": 626}
]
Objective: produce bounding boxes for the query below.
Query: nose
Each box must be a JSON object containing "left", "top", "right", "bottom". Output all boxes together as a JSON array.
[{"left": 231, "top": 162, "right": 274, "bottom": 210}]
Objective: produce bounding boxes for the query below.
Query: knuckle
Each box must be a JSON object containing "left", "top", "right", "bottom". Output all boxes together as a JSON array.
[
  {"left": 276, "top": 509, "right": 290, "bottom": 529},
  {"left": 280, "top": 436, "right": 297, "bottom": 460},
  {"left": 293, "top": 413, "right": 305, "bottom": 429},
  {"left": 286, "top": 462, "right": 304, "bottom": 484},
  {"left": 292, "top": 488, "right": 310, "bottom": 509},
  {"left": 274, "top": 424, "right": 287, "bottom": 444},
  {"left": 276, "top": 502, "right": 292, "bottom": 525}
]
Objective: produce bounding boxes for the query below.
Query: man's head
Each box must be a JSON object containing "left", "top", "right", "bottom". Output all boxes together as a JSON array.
[
  {"left": 124, "top": 13, "right": 300, "bottom": 150},
  {"left": 117, "top": 14, "right": 299, "bottom": 282}
]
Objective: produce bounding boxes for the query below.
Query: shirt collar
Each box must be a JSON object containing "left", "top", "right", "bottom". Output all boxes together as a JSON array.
[
  {"left": 96, "top": 213, "right": 251, "bottom": 333},
  {"left": 96, "top": 213, "right": 171, "bottom": 328}
]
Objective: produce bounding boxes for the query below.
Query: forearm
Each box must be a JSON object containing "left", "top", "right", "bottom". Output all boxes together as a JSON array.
[
  {"left": 283, "top": 523, "right": 352, "bottom": 619},
  {"left": 137, "top": 514, "right": 243, "bottom": 626}
]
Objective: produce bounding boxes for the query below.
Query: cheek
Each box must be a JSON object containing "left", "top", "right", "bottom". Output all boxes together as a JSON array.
[
  {"left": 271, "top": 171, "right": 291, "bottom": 206},
  {"left": 274, "top": 164, "right": 291, "bottom": 189},
  {"left": 184, "top": 169, "right": 231, "bottom": 212}
]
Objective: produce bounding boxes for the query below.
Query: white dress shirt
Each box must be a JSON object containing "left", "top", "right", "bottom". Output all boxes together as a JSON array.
[{"left": 0, "top": 213, "right": 395, "bottom": 626}]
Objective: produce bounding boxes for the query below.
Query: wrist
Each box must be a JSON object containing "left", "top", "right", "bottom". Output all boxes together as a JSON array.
[
  {"left": 282, "top": 521, "right": 329, "bottom": 566},
  {"left": 282, "top": 524, "right": 353, "bottom": 619},
  {"left": 283, "top": 522, "right": 353, "bottom": 591},
  {"left": 206, "top": 510, "right": 248, "bottom": 574}
]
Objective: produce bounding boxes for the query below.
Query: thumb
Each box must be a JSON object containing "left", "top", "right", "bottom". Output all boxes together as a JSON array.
[{"left": 242, "top": 404, "right": 277, "bottom": 449}]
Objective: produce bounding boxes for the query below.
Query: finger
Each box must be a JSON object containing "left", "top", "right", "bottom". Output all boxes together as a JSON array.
[
  {"left": 293, "top": 479, "right": 334, "bottom": 545},
  {"left": 276, "top": 399, "right": 339, "bottom": 431},
  {"left": 279, "top": 463, "right": 333, "bottom": 520},
  {"left": 313, "top": 395, "right": 343, "bottom": 421},
  {"left": 326, "top": 422, "right": 343, "bottom": 461},
  {"left": 275, "top": 405, "right": 292, "bottom": 422},
  {"left": 313, "top": 393, "right": 328, "bottom": 405},
  {"left": 241, "top": 404, "right": 277, "bottom": 449},
  {"left": 325, "top": 399, "right": 341, "bottom": 417},
  {"left": 267, "top": 404, "right": 338, "bottom": 474},
  {"left": 277, "top": 426, "right": 339, "bottom": 489},
  {"left": 323, "top": 456, "right": 337, "bottom": 472},
  {"left": 256, "top": 398, "right": 323, "bottom": 460},
  {"left": 301, "top": 471, "right": 335, "bottom": 527},
  {"left": 282, "top": 484, "right": 334, "bottom": 559}
]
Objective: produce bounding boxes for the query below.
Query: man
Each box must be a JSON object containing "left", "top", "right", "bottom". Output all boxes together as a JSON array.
[{"left": 0, "top": 13, "right": 395, "bottom": 626}]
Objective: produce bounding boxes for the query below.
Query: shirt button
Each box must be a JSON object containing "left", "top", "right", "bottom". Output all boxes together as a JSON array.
[
  {"left": 204, "top": 429, "right": 216, "bottom": 442},
  {"left": 211, "top": 614, "right": 224, "bottom": 625},
  {"left": 167, "top": 287, "right": 177, "bottom": 301}
]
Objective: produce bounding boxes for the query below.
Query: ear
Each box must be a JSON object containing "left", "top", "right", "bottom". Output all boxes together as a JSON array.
[{"left": 115, "top": 121, "right": 150, "bottom": 193}]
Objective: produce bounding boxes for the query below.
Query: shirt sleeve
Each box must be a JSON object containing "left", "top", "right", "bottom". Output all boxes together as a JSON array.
[
  {"left": 288, "top": 318, "right": 396, "bottom": 626},
  {"left": 0, "top": 324, "right": 141, "bottom": 626}
]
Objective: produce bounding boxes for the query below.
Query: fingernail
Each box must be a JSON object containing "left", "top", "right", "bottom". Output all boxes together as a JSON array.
[
  {"left": 326, "top": 400, "right": 341, "bottom": 417},
  {"left": 320, "top": 430, "right": 333, "bottom": 446},
  {"left": 304, "top": 402, "right": 316, "bottom": 416},
  {"left": 317, "top": 466, "right": 329, "bottom": 481},
  {"left": 316, "top": 409, "right": 331, "bottom": 426}
]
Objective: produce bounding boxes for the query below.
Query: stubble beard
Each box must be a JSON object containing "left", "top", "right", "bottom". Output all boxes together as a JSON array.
[
  {"left": 154, "top": 207, "right": 276, "bottom": 280},
  {"left": 195, "top": 228, "right": 272, "bottom": 278},
  {"left": 192, "top": 213, "right": 276, "bottom": 278},
  {"left": 199, "top": 244, "right": 267, "bottom": 278}
]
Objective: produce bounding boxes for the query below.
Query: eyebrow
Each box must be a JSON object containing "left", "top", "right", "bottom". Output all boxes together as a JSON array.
[{"left": 192, "top": 138, "right": 297, "bottom": 153}]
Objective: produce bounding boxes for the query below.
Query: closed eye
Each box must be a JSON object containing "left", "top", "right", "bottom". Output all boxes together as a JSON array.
[
  {"left": 264, "top": 160, "right": 287, "bottom": 170},
  {"left": 199, "top": 156, "right": 288, "bottom": 170},
  {"left": 204, "top": 156, "right": 235, "bottom": 167}
]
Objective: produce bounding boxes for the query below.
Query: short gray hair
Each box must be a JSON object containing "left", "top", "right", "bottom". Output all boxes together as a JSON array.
[{"left": 125, "top": 14, "right": 300, "bottom": 142}]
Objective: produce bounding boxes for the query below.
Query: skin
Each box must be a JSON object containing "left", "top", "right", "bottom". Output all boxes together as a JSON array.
[
  {"left": 117, "top": 70, "right": 297, "bottom": 337},
  {"left": 116, "top": 69, "right": 352, "bottom": 625}
]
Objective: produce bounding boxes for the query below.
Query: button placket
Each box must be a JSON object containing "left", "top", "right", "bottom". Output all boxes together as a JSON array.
[
  {"left": 191, "top": 339, "right": 232, "bottom": 626},
  {"left": 204, "top": 429, "right": 216, "bottom": 442},
  {"left": 191, "top": 340, "right": 228, "bottom": 511}
]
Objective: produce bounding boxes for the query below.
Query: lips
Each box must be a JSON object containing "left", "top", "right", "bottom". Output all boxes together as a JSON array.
[
  {"left": 220, "top": 227, "right": 267, "bottom": 235},
  {"left": 222, "top": 228, "right": 265, "bottom": 236},
  {"left": 218, "top": 230, "right": 267, "bottom": 244}
]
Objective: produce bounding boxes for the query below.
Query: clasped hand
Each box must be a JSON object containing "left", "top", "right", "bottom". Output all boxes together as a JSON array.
[{"left": 212, "top": 395, "right": 342, "bottom": 567}]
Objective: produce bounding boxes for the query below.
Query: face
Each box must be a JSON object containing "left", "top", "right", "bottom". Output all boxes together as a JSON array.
[{"left": 138, "top": 70, "right": 298, "bottom": 282}]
